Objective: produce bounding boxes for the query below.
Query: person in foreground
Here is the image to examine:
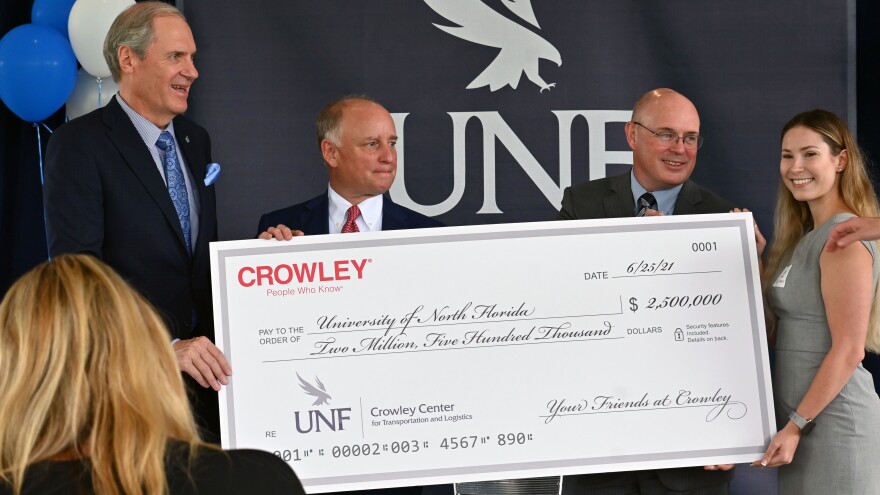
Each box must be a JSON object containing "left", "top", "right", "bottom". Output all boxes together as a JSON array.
[
  {"left": 258, "top": 96, "right": 441, "bottom": 239},
  {"left": 0, "top": 255, "right": 305, "bottom": 495},
  {"left": 43, "top": 1, "right": 230, "bottom": 441},
  {"left": 754, "top": 109, "right": 880, "bottom": 494},
  {"left": 558, "top": 87, "right": 735, "bottom": 494}
]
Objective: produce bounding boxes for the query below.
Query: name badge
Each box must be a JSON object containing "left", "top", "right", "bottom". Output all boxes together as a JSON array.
[{"left": 773, "top": 265, "right": 792, "bottom": 288}]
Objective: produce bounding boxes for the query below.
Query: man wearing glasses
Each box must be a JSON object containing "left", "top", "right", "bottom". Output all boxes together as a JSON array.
[
  {"left": 557, "top": 88, "right": 736, "bottom": 494},
  {"left": 559, "top": 88, "right": 734, "bottom": 223}
]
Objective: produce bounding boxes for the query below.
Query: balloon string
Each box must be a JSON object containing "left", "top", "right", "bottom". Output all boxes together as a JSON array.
[
  {"left": 97, "top": 77, "right": 103, "bottom": 108},
  {"left": 35, "top": 123, "right": 46, "bottom": 187},
  {"left": 35, "top": 122, "right": 54, "bottom": 259}
]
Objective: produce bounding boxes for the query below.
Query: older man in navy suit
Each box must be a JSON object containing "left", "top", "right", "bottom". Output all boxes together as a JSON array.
[
  {"left": 257, "top": 97, "right": 441, "bottom": 239},
  {"left": 257, "top": 97, "right": 445, "bottom": 495},
  {"left": 43, "top": 2, "right": 229, "bottom": 441}
]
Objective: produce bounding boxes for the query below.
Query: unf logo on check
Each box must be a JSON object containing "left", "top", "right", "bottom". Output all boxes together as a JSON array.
[{"left": 294, "top": 373, "right": 353, "bottom": 434}]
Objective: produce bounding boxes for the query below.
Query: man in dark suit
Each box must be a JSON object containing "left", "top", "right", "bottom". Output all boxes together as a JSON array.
[
  {"left": 257, "top": 97, "right": 446, "bottom": 495},
  {"left": 258, "top": 96, "right": 441, "bottom": 239},
  {"left": 558, "top": 88, "right": 736, "bottom": 495},
  {"left": 43, "top": 2, "right": 230, "bottom": 441}
]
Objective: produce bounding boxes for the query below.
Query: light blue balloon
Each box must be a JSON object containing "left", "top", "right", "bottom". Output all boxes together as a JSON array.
[
  {"left": 31, "top": 0, "right": 77, "bottom": 40},
  {"left": 0, "top": 24, "right": 78, "bottom": 123}
]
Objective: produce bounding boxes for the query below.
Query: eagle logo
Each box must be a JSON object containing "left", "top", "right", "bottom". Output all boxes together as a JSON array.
[
  {"left": 297, "top": 373, "right": 332, "bottom": 406},
  {"left": 424, "top": 0, "right": 562, "bottom": 92}
]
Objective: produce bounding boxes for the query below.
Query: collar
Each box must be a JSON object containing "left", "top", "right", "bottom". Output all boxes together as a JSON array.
[
  {"left": 327, "top": 186, "right": 383, "bottom": 233},
  {"left": 116, "top": 93, "right": 176, "bottom": 151},
  {"left": 630, "top": 170, "right": 683, "bottom": 216}
]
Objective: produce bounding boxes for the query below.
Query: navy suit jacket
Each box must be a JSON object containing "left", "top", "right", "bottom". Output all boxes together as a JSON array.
[
  {"left": 44, "top": 97, "right": 217, "bottom": 342},
  {"left": 257, "top": 192, "right": 446, "bottom": 495},
  {"left": 43, "top": 99, "right": 222, "bottom": 441},
  {"left": 557, "top": 172, "right": 735, "bottom": 492},
  {"left": 257, "top": 192, "right": 443, "bottom": 236}
]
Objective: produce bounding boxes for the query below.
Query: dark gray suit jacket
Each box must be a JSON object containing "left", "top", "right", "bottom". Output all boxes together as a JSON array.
[
  {"left": 559, "top": 172, "right": 735, "bottom": 220},
  {"left": 557, "top": 172, "right": 735, "bottom": 493}
]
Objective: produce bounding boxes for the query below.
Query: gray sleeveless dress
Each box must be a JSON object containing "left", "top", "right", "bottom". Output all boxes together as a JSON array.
[{"left": 769, "top": 213, "right": 880, "bottom": 495}]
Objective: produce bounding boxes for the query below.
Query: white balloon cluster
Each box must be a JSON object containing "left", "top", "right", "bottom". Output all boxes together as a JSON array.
[
  {"left": 67, "top": 68, "right": 120, "bottom": 120},
  {"left": 65, "top": 0, "right": 134, "bottom": 119}
]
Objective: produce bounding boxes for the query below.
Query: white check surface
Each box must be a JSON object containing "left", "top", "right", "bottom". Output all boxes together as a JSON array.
[{"left": 210, "top": 214, "right": 774, "bottom": 493}]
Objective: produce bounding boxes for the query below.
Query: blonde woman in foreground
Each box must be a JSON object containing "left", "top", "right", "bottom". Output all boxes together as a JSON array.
[
  {"left": 754, "top": 109, "right": 880, "bottom": 494},
  {"left": 0, "top": 255, "right": 305, "bottom": 495}
]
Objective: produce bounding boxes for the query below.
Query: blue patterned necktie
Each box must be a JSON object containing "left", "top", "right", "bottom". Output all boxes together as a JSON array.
[
  {"left": 156, "top": 131, "right": 192, "bottom": 254},
  {"left": 636, "top": 192, "right": 658, "bottom": 217}
]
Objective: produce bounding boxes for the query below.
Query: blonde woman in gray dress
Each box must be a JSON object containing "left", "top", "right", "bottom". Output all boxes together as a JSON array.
[{"left": 754, "top": 109, "right": 880, "bottom": 494}]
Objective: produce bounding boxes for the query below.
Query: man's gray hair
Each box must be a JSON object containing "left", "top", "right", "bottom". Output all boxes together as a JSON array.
[
  {"left": 315, "top": 95, "right": 379, "bottom": 149},
  {"left": 103, "top": 1, "right": 186, "bottom": 82}
]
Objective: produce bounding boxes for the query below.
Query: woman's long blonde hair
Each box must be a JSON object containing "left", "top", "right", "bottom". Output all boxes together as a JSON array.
[
  {"left": 0, "top": 255, "right": 204, "bottom": 495},
  {"left": 763, "top": 109, "right": 880, "bottom": 352}
]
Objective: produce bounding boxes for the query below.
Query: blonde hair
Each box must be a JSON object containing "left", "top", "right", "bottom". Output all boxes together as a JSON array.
[
  {"left": 763, "top": 109, "right": 880, "bottom": 352},
  {"left": 0, "top": 255, "right": 204, "bottom": 495}
]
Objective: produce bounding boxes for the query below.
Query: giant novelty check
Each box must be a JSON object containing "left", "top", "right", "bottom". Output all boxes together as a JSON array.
[{"left": 211, "top": 213, "right": 775, "bottom": 493}]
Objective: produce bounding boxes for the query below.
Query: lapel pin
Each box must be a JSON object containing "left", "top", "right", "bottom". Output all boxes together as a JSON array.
[{"left": 185, "top": 136, "right": 190, "bottom": 143}]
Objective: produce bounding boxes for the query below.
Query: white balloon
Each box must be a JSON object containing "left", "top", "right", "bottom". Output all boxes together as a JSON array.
[
  {"left": 66, "top": 68, "right": 119, "bottom": 120},
  {"left": 68, "top": 0, "right": 135, "bottom": 78}
]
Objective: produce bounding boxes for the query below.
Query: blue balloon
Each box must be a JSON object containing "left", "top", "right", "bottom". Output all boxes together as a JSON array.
[
  {"left": 0, "top": 24, "right": 78, "bottom": 123},
  {"left": 31, "top": 0, "right": 77, "bottom": 40}
]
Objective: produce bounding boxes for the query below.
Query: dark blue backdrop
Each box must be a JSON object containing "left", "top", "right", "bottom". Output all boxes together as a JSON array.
[
  {"left": 2, "top": 2, "right": 880, "bottom": 384},
  {"left": 184, "top": 1, "right": 853, "bottom": 241}
]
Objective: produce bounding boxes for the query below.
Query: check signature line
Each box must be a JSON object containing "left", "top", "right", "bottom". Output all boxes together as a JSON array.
[
  {"left": 611, "top": 270, "right": 722, "bottom": 279},
  {"left": 540, "top": 403, "right": 719, "bottom": 419},
  {"left": 262, "top": 337, "right": 624, "bottom": 363},
  {"left": 311, "top": 312, "right": 622, "bottom": 336}
]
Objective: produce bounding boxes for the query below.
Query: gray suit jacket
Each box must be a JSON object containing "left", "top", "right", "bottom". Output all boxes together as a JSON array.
[
  {"left": 558, "top": 172, "right": 735, "bottom": 220},
  {"left": 557, "top": 172, "right": 735, "bottom": 493}
]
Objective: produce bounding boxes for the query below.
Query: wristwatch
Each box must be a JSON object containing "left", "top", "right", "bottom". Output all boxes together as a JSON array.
[{"left": 788, "top": 410, "right": 815, "bottom": 435}]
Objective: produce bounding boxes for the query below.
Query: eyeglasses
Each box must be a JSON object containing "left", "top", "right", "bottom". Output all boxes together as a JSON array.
[{"left": 632, "top": 121, "right": 704, "bottom": 150}]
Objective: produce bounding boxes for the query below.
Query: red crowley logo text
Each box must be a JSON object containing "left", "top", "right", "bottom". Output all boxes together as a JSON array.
[{"left": 238, "top": 259, "right": 369, "bottom": 287}]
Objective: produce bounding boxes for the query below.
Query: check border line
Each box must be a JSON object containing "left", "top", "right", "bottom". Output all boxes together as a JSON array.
[{"left": 214, "top": 215, "right": 775, "bottom": 485}]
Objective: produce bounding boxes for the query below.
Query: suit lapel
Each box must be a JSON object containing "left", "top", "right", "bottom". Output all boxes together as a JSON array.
[
  {"left": 103, "top": 99, "right": 189, "bottom": 252},
  {"left": 382, "top": 195, "right": 406, "bottom": 229},
  {"left": 174, "top": 121, "right": 205, "bottom": 183},
  {"left": 174, "top": 120, "right": 216, "bottom": 256},
  {"left": 304, "top": 194, "right": 330, "bottom": 235},
  {"left": 604, "top": 173, "right": 636, "bottom": 217},
  {"left": 672, "top": 180, "right": 702, "bottom": 215}
]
